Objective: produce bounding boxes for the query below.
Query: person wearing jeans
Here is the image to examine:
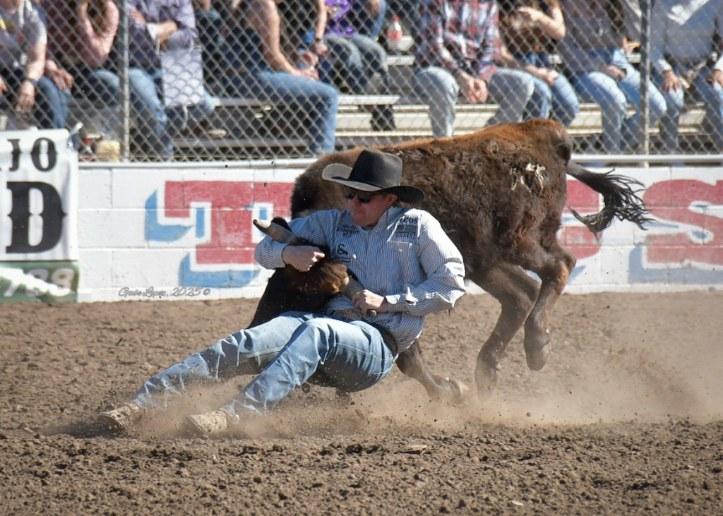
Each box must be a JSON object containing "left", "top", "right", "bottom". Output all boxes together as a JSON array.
[
  {"left": 316, "top": 0, "right": 395, "bottom": 131},
  {"left": 497, "top": 0, "right": 579, "bottom": 126},
  {"left": 559, "top": 0, "right": 667, "bottom": 153},
  {"left": 127, "top": 0, "right": 217, "bottom": 159},
  {"left": 0, "top": 0, "right": 68, "bottom": 129},
  {"left": 99, "top": 149, "right": 466, "bottom": 436},
  {"left": 651, "top": 0, "right": 722, "bottom": 152},
  {"left": 223, "top": 0, "right": 339, "bottom": 155},
  {"left": 413, "top": 0, "right": 536, "bottom": 137}
]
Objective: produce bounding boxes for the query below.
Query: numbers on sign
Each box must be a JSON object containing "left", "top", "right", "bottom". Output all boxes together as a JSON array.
[
  {"left": 51, "top": 268, "right": 75, "bottom": 289},
  {"left": 0, "top": 266, "right": 76, "bottom": 298}
]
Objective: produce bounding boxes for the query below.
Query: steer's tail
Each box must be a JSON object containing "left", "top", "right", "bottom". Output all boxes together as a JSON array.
[{"left": 566, "top": 162, "right": 653, "bottom": 232}]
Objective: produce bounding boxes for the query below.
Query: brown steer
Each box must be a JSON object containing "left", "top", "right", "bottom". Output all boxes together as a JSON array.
[{"left": 289, "top": 119, "right": 650, "bottom": 397}]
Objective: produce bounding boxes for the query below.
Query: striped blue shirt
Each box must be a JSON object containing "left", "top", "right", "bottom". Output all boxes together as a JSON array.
[{"left": 255, "top": 207, "right": 467, "bottom": 350}]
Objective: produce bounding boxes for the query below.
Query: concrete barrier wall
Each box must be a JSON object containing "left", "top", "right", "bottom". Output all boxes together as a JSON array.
[{"left": 77, "top": 163, "right": 722, "bottom": 302}]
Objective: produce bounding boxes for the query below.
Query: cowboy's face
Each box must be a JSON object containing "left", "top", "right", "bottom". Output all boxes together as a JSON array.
[{"left": 344, "top": 189, "right": 398, "bottom": 227}]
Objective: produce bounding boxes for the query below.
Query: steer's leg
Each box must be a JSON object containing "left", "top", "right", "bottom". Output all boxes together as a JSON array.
[
  {"left": 396, "top": 341, "right": 468, "bottom": 403},
  {"left": 516, "top": 239, "right": 576, "bottom": 371},
  {"left": 471, "top": 262, "right": 539, "bottom": 396}
]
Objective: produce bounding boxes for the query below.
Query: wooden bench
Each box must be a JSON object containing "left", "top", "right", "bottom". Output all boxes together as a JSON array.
[{"left": 214, "top": 94, "right": 399, "bottom": 109}]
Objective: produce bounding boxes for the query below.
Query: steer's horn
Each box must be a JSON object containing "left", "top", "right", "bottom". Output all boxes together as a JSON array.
[{"left": 253, "top": 219, "right": 303, "bottom": 245}]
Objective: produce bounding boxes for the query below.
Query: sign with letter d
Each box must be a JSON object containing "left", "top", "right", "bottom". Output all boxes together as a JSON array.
[{"left": 1, "top": 130, "right": 79, "bottom": 301}]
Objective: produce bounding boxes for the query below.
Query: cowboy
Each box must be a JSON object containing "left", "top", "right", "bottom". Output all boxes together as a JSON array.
[{"left": 99, "top": 149, "right": 466, "bottom": 436}]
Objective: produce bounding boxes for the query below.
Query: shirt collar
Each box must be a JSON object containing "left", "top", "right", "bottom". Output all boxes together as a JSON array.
[{"left": 341, "top": 206, "right": 407, "bottom": 232}]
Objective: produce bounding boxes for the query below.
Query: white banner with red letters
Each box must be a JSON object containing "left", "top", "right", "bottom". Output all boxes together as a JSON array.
[{"left": 75, "top": 163, "right": 722, "bottom": 302}]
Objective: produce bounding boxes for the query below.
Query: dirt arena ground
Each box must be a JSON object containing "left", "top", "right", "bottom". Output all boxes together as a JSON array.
[{"left": 1, "top": 291, "right": 721, "bottom": 514}]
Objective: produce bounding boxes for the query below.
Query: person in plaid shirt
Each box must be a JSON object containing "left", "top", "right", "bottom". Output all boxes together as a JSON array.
[{"left": 413, "top": 0, "right": 537, "bottom": 136}]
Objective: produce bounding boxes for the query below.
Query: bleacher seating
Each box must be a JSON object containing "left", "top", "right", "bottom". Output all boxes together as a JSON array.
[
  {"left": 2, "top": 53, "right": 714, "bottom": 160},
  {"left": 166, "top": 53, "right": 715, "bottom": 160}
]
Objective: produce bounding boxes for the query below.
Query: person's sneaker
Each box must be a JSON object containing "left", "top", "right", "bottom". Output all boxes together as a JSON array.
[
  {"left": 184, "top": 409, "right": 233, "bottom": 437},
  {"left": 97, "top": 402, "right": 143, "bottom": 433}
]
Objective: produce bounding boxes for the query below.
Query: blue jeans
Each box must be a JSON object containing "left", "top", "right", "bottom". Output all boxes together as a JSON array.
[
  {"left": 323, "top": 34, "right": 389, "bottom": 94},
  {"left": 517, "top": 53, "right": 579, "bottom": 126},
  {"left": 570, "top": 48, "right": 667, "bottom": 152},
  {"left": 68, "top": 65, "right": 119, "bottom": 105},
  {"left": 225, "top": 70, "right": 339, "bottom": 154},
  {"left": 1, "top": 68, "right": 69, "bottom": 128},
  {"left": 129, "top": 67, "right": 216, "bottom": 159},
  {"left": 655, "top": 64, "right": 723, "bottom": 151},
  {"left": 132, "top": 312, "right": 396, "bottom": 416},
  {"left": 349, "top": 0, "right": 387, "bottom": 39},
  {"left": 413, "top": 66, "right": 535, "bottom": 136}
]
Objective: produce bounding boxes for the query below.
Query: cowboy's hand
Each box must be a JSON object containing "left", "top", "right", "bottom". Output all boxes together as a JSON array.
[
  {"left": 282, "top": 245, "right": 325, "bottom": 271},
  {"left": 352, "top": 289, "right": 385, "bottom": 312},
  {"left": 0, "top": 75, "right": 7, "bottom": 95},
  {"left": 16, "top": 80, "right": 35, "bottom": 113}
]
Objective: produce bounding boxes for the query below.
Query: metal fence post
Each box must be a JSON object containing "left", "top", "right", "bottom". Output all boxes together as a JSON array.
[
  {"left": 639, "top": 0, "right": 651, "bottom": 157},
  {"left": 119, "top": 0, "right": 131, "bottom": 162}
]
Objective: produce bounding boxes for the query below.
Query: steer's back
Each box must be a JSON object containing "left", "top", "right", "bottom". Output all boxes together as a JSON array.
[{"left": 292, "top": 119, "right": 573, "bottom": 272}]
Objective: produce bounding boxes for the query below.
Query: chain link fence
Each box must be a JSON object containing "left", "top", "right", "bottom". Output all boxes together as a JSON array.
[{"left": 1, "top": 0, "right": 720, "bottom": 161}]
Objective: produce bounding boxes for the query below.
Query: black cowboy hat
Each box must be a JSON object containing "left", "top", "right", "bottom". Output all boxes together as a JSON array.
[{"left": 321, "top": 149, "right": 424, "bottom": 204}]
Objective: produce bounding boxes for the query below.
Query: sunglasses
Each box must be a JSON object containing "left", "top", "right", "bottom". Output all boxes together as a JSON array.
[{"left": 343, "top": 190, "right": 378, "bottom": 204}]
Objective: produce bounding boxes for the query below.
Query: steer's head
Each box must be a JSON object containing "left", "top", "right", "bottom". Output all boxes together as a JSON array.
[{"left": 253, "top": 218, "right": 350, "bottom": 297}]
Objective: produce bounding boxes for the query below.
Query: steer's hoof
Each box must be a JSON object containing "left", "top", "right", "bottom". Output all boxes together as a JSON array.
[
  {"left": 474, "top": 355, "right": 498, "bottom": 399},
  {"left": 524, "top": 334, "right": 551, "bottom": 371},
  {"left": 441, "top": 377, "right": 470, "bottom": 405}
]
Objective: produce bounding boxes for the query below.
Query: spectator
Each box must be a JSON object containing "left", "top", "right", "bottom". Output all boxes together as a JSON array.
[
  {"left": 0, "top": 0, "right": 68, "bottom": 128},
  {"left": 45, "top": 0, "right": 119, "bottom": 109},
  {"left": 224, "top": 0, "right": 339, "bottom": 155},
  {"left": 193, "top": 0, "right": 224, "bottom": 91},
  {"left": 317, "top": 0, "right": 396, "bottom": 131},
  {"left": 127, "top": 0, "right": 218, "bottom": 160},
  {"left": 413, "top": 0, "right": 536, "bottom": 137},
  {"left": 558, "top": 0, "right": 667, "bottom": 153},
  {"left": 498, "top": 0, "right": 579, "bottom": 126},
  {"left": 651, "top": 0, "right": 722, "bottom": 152}
]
